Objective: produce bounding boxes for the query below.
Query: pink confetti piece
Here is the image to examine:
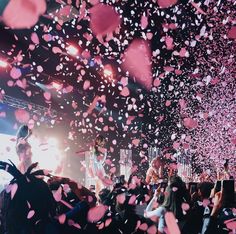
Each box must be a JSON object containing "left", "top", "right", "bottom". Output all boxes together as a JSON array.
[
  {"left": 190, "top": 2, "right": 207, "bottom": 15},
  {"left": 132, "top": 138, "right": 140, "bottom": 147},
  {"left": 27, "top": 210, "right": 35, "bottom": 219},
  {"left": 165, "top": 212, "right": 181, "bottom": 234},
  {"left": 52, "top": 46, "right": 63, "bottom": 54},
  {"left": 14, "top": 109, "right": 30, "bottom": 123},
  {"left": 172, "top": 187, "right": 178, "bottom": 192},
  {"left": 120, "top": 87, "right": 130, "bottom": 97},
  {"left": 44, "top": 92, "right": 51, "bottom": 101},
  {"left": 147, "top": 225, "right": 157, "bottom": 234},
  {"left": 58, "top": 214, "right": 66, "bottom": 224},
  {"left": 37, "top": 65, "right": 43, "bottom": 73},
  {"left": 183, "top": 117, "right": 198, "bottom": 130},
  {"left": 109, "top": 167, "right": 116, "bottom": 174},
  {"left": 31, "top": 32, "right": 39, "bottom": 44},
  {"left": 10, "top": 67, "right": 22, "bottom": 79},
  {"left": 157, "top": 0, "right": 178, "bottom": 8},
  {"left": 83, "top": 80, "right": 91, "bottom": 90},
  {"left": 181, "top": 203, "right": 190, "bottom": 211},
  {"left": 153, "top": 78, "right": 161, "bottom": 87},
  {"left": 139, "top": 223, "right": 148, "bottom": 231},
  {"left": 105, "top": 218, "right": 112, "bottom": 227},
  {"left": 3, "top": 0, "right": 46, "bottom": 29},
  {"left": 122, "top": 39, "right": 152, "bottom": 91},
  {"left": 128, "top": 195, "right": 137, "bottom": 205},
  {"left": 87, "top": 205, "right": 107, "bottom": 223},
  {"left": 90, "top": 4, "right": 121, "bottom": 38},
  {"left": 228, "top": 26, "right": 236, "bottom": 39},
  {"left": 165, "top": 36, "right": 174, "bottom": 50},
  {"left": 141, "top": 14, "right": 148, "bottom": 29}
]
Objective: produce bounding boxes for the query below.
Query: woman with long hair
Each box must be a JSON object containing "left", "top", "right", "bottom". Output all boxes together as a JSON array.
[
  {"left": 145, "top": 176, "right": 190, "bottom": 233},
  {"left": 15, "top": 125, "right": 33, "bottom": 173},
  {"left": 90, "top": 135, "right": 107, "bottom": 194}
]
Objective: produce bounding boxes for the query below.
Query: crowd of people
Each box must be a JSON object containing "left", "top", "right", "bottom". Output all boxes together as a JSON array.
[{"left": 0, "top": 125, "right": 235, "bottom": 234}]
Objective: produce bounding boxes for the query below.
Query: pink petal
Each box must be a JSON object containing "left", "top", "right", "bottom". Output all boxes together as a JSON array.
[
  {"left": 90, "top": 4, "right": 121, "bottom": 37},
  {"left": 27, "top": 210, "right": 35, "bottom": 219},
  {"left": 44, "top": 92, "right": 51, "bottom": 100},
  {"left": 147, "top": 225, "right": 157, "bottom": 234},
  {"left": 183, "top": 117, "right": 198, "bottom": 130},
  {"left": 165, "top": 36, "right": 174, "bottom": 50},
  {"left": 132, "top": 138, "right": 140, "bottom": 147},
  {"left": 10, "top": 67, "right": 22, "bottom": 79},
  {"left": 87, "top": 205, "right": 107, "bottom": 223},
  {"left": 141, "top": 14, "right": 148, "bottom": 29},
  {"left": 122, "top": 39, "right": 152, "bottom": 91},
  {"left": 31, "top": 32, "right": 39, "bottom": 44},
  {"left": 3, "top": 0, "right": 46, "bottom": 29},
  {"left": 120, "top": 87, "right": 130, "bottom": 97},
  {"left": 128, "top": 195, "right": 137, "bottom": 205},
  {"left": 181, "top": 203, "right": 190, "bottom": 211},
  {"left": 59, "top": 214, "right": 66, "bottom": 224},
  {"left": 37, "top": 65, "right": 43, "bottom": 73},
  {"left": 109, "top": 167, "right": 116, "bottom": 174},
  {"left": 139, "top": 223, "right": 148, "bottom": 231},
  {"left": 105, "top": 218, "right": 112, "bottom": 227},
  {"left": 15, "top": 109, "right": 30, "bottom": 123},
  {"left": 228, "top": 26, "right": 236, "bottom": 39},
  {"left": 83, "top": 80, "right": 91, "bottom": 90},
  {"left": 52, "top": 46, "right": 63, "bottom": 54},
  {"left": 157, "top": 0, "right": 178, "bottom": 8},
  {"left": 165, "top": 212, "right": 181, "bottom": 234},
  {"left": 172, "top": 187, "right": 178, "bottom": 192},
  {"left": 153, "top": 78, "right": 161, "bottom": 87}
]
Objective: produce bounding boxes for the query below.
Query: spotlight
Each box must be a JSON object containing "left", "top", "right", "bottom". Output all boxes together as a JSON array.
[
  {"left": 0, "top": 60, "right": 8, "bottom": 68},
  {"left": 66, "top": 45, "right": 79, "bottom": 56},
  {"left": 51, "top": 81, "right": 63, "bottom": 90},
  {"left": 103, "top": 64, "right": 114, "bottom": 81}
]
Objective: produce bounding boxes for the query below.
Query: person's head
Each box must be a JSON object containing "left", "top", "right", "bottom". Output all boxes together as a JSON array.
[
  {"left": 163, "top": 176, "right": 189, "bottom": 220},
  {"left": 197, "top": 182, "right": 214, "bottom": 200},
  {"left": 151, "top": 157, "right": 162, "bottom": 169},
  {"left": 16, "top": 125, "right": 32, "bottom": 141},
  {"left": 95, "top": 135, "right": 106, "bottom": 147}
]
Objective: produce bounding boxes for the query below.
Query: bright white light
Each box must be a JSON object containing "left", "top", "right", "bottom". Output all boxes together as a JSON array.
[
  {"left": 66, "top": 45, "right": 78, "bottom": 56},
  {"left": 51, "top": 81, "right": 63, "bottom": 90},
  {"left": 104, "top": 68, "right": 113, "bottom": 77},
  {"left": 0, "top": 60, "right": 8, "bottom": 68},
  {"left": 29, "top": 137, "right": 63, "bottom": 175},
  {"left": 48, "top": 137, "right": 58, "bottom": 147}
]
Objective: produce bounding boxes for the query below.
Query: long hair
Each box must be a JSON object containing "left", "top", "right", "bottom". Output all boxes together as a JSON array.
[
  {"left": 16, "top": 125, "right": 31, "bottom": 143},
  {"left": 162, "top": 176, "right": 189, "bottom": 221}
]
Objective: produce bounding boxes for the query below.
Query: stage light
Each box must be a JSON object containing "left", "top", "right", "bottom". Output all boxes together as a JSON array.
[
  {"left": 0, "top": 60, "right": 8, "bottom": 68},
  {"left": 51, "top": 81, "right": 63, "bottom": 90},
  {"left": 103, "top": 64, "right": 114, "bottom": 81},
  {"left": 104, "top": 68, "right": 113, "bottom": 77},
  {"left": 66, "top": 45, "right": 79, "bottom": 56}
]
